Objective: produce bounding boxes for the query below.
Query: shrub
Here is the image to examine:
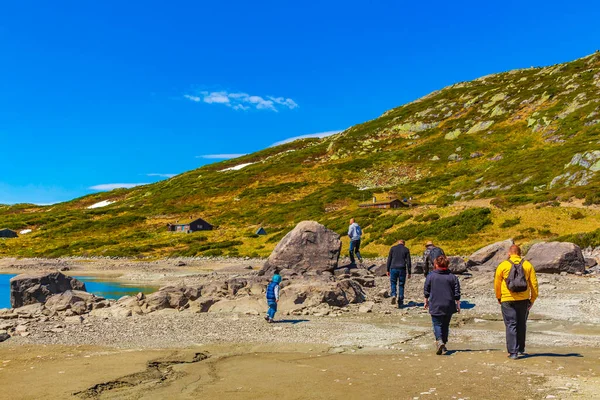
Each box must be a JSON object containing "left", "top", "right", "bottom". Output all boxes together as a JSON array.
[
  {"left": 383, "top": 208, "right": 492, "bottom": 244},
  {"left": 557, "top": 228, "right": 600, "bottom": 248},
  {"left": 500, "top": 217, "right": 521, "bottom": 228},
  {"left": 570, "top": 211, "right": 585, "bottom": 220}
]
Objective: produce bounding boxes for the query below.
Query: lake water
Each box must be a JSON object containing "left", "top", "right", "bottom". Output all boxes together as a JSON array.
[{"left": 0, "top": 274, "right": 156, "bottom": 309}]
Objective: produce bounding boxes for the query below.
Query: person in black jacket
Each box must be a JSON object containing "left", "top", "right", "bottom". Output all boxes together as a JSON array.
[
  {"left": 423, "top": 241, "right": 445, "bottom": 277},
  {"left": 424, "top": 255, "right": 461, "bottom": 355},
  {"left": 386, "top": 239, "right": 412, "bottom": 308}
]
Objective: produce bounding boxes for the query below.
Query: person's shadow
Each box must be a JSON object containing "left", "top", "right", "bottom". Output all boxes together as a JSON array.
[
  {"left": 274, "top": 319, "right": 309, "bottom": 325},
  {"left": 444, "top": 349, "right": 500, "bottom": 355},
  {"left": 460, "top": 301, "right": 476, "bottom": 310},
  {"left": 518, "top": 353, "right": 583, "bottom": 359}
]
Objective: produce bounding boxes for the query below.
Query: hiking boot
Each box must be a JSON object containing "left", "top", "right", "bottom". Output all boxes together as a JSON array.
[
  {"left": 391, "top": 297, "right": 397, "bottom": 305},
  {"left": 264, "top": 316, "right": 270, "bottom": 322},
  {"left": 398, "top": 301, "right": 404, "bottom": 309},
  {"left": 441, "top": 344, "right": 448, "bottom": 354},
  {"left": 267, "top": 317, "right": 274, "bottom": 323},
  {"left": 508, "top": 353, "right": 519, "bottom": 360},
  {"left": 435, "top": 341, "right": 444, "bottom": 355}
]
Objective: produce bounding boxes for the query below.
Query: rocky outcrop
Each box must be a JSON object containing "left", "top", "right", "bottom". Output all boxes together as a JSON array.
[
  {"left": 45, "top": 290, "right": 109, "bottom": 315},
  {"left": 10, "top": 272, "right": 87, "bottom": 308},
  {"left": 467, "top": 239, "right": 514, "bottom": 271},
  {"left": 525, "top": 242, "right": 586, "bottom": 274},
  {"left": 261, "top": 221, "right": 342, "bottom": 275}
]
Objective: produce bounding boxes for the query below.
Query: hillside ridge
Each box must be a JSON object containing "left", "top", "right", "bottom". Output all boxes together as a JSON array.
[{"left": 1, "top": 51, "right": 599, "bottom": 258}]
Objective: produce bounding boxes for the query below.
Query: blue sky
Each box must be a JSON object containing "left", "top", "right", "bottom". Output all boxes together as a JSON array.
[{"left": 1, "top": 0, "right": 599, "bottom": 204}]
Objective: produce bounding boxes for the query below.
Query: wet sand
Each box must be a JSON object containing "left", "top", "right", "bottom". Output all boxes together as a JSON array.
[{"left": 1, "top": 344, "right": 598, "bottom": 399}]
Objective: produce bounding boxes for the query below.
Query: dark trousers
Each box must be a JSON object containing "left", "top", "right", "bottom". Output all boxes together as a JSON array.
[
  {"left": 431, "top": 314, "right": 452, "bottom": 343},
  {"left": 501, "top": 300, "right": 530, "bottom": 355},
  {"left": 349, "top": 239, "right": 362, "bottom": 263},
  {"left": 389, "top": 268, "right": 407, "bottom": 301}
]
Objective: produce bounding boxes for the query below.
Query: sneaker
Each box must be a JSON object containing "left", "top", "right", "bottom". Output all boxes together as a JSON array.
[
  {"left": 391, "top": 297, "right": 397, "bottom": 305},
  {"left": 508, "top": 353, "right": 519, "bottom": 360},
  {"left": 441, "top": 344, "right": 448, "bottom": 354},
  {"left": 264, "top": 316, "right": 270, "bottom": 322},
  {"left": 267, "top": 317, "right": 274, "bottom": 323},
  {"left": 398, "top": 302, "right": 404, "bottom": 309},
  {"left": 435, "top": 341, "right": 444, "bottom": 355}
]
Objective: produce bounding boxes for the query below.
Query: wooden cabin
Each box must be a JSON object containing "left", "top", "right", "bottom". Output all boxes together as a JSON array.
[
  {"left": 167, "top": 218, "right": 213, "bottom": 233},
  {"left": 0, "top": 229, "right": 18, "bottom": 238}
]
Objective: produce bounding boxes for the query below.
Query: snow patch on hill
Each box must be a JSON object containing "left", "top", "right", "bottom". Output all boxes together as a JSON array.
[
  {"left": 87, "top": 200, "right": 116, "bottom": 209},
  {"left": 219, "top": 163, "right": 254, "bottom": 172}
]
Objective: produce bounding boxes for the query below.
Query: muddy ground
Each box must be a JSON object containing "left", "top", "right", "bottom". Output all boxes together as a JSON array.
[{"left": 1, "top": 258, "right": 600, "bottom": 399}]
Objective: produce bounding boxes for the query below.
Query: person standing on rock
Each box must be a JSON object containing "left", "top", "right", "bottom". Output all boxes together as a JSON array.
[
  {"left": 424, "top": 255, "right": 461, "bottom": 355},
  {"left": 348, "top": 218, "right": 363, "bottom": 265},
  {"left": 386, "top": 239, "right": 412, "bottom": 308},
  {"left": 423, "top": 241, "right": 445, "bottom": 277},
  {"left": 494, "top": 245, "right": 539, "bottom": 359},
  {"left": 265, "top": 273, "right": 282, "bottom": 323}
]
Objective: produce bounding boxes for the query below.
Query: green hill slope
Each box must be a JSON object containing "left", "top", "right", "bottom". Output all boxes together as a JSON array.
[{"left": 2, "top": 52, "right": 600, "bottom": 258}]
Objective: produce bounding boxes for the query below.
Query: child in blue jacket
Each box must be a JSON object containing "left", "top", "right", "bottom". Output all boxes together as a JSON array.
[{"left": 265, "top": 274, "right": 281, "bottom": 323}]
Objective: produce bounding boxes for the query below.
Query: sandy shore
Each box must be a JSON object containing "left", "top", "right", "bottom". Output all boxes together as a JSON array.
[{"left": 1, "top": 258, "right": 600, "bottom": 399}]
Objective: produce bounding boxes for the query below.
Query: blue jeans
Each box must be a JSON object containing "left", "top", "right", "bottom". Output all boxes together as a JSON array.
[
  {"left": 349, "top": 239, "right": 362, "bottom": 264},
  {"left": 267, "top": 302, "right": 277, "bottom": 319},
  {"left": 389, "top": 268, "right": 407, "bottom": 301},
  {"left": 431, "top": 314, "right": 452, "bottom": 343}
]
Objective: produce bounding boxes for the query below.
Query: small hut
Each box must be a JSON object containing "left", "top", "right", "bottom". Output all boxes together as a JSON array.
[
  {"left": 255, "top": 227, "right": 267, "bottom": 235},
  {"left": 0, "top": 229, "right": 18, "bottom": 238},
  {"left": 167, "top": 218, "right": 213, "bottom": 233}
]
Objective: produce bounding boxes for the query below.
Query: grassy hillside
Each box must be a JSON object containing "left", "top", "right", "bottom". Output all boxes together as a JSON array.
[{"left": 2, "top": 52, "right": 600, "bottom": 258}]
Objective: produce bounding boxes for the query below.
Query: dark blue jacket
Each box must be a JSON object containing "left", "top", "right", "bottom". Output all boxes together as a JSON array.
[
  {"left": 424, "top": 269, "right": 461, "bottom": 316},
  {"left": 387, "top": 244, "right": 412, "bottom": 273}
]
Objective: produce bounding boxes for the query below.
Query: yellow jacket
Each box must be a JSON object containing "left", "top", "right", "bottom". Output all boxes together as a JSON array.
[{"left": 494, "top": 255, "right": 538, "bottom": 304}]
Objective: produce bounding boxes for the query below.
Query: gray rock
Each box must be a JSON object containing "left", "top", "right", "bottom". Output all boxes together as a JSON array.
[
  {"left": 585, "top": 257, "right": 598, "bottom": 268},
  {"left": 0, "top": 333, "right": 10, "bottom": 342},
  {"left": 261, "top": 221, "right": 342, "bottom": 275},
  {"left": 467, "top": 239, "right": 514, "bottom": 272},
  {"left": 368, "top": 264, "right": 388, "bottom": 277},
  {"left": 45, "top": 290, "right": 102, "bottom": 315},
  {"left": 9, "top": 272, "right": 87, "bottom": 308},
  {"left": 526, "top": 242, "right": 586, "bottom": 274},
  {"left": 448, "top": 256, "right": 468, "bottom": 274}
]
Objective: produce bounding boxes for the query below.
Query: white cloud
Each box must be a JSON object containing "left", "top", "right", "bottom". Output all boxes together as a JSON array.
[
  {"left": 197, "top": 154, "right": 247, "bottom": 160},
  {"left": 271, "top": 130, "right": 343, "bottom": 146},
  {"left": 89, "top": 183, "right": 148, "bottom": 191},
  {"left": 146, "top": 173, "right": 177, "bottom": 178},
  {"left": 184, "top": 90, "right": 297, "bottom": 112},
  {"left": 183, "top": 94, "right": 201, "bottom": 102}
]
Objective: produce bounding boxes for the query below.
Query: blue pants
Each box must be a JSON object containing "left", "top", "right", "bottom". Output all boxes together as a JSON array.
[
  {"left": 267, "top": 302, "right": 277, "bottom": 319},
  {"left": 349, "top": 240, "right": 362, "bottom": 264},
  {"left": 431, "top": 314, "right": 452, "bottom": 343},
  {"left": 389, "top": 268, "right": 407, "bottom": 301}
]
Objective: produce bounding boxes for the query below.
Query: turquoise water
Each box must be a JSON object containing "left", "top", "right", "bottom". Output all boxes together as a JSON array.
[{"left": 0, "top": 274, "right": 156, "bottom": 309}]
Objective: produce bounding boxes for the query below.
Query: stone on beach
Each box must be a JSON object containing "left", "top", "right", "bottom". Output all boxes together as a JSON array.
[
  {"left": 525, "top": 242, "right": 586, "bottom": 274},
  {"left": 260, "top": 221, "right": 342, "bottom": 276},
  {"left": 467, "top": 239, "right": 514, "bottom": 271},
  {"left": 9, "top": 272, "right": 87, "bottom": 308}
]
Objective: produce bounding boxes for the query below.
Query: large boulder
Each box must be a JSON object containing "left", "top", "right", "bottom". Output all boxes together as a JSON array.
[
  {"left": 467, "top": 239, "right": 514, "bottom": 272},
  {"left": 10, "top": 272, "right": 86, "bottom": 308},
  {"left": 448, "top": 256, "right": 468, "bottom": 274},
  {"left": 525, "top": 242, "right": 585, "bottom": 274},
  {"left": 260, "top": 221, "right": 342, "bottom": 275}
]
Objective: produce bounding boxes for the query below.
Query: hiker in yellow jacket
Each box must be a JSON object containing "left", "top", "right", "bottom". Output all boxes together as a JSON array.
[{"left": 494, "top": 244, "right": 538, "bottom": 359}]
